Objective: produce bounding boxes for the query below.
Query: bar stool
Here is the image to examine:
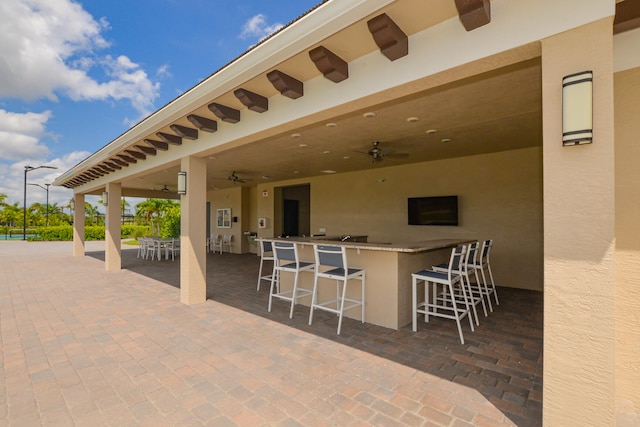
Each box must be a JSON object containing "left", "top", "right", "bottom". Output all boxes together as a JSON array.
[
  {"left": 268, "top": 241, "right": 315, "bottom": 319},
  {"left": 309, "top": 244, "right": 365, "bottom": 335},
  {"left": 412, "top": 245, "right": 473, "bottom": 344},
  {"left": 256, "top": 240, "right": 274, "bottom": 291},
  {"left": 432, "top": 241, "right": 487, "bottom": 324},
  {"left": 472, "top": 239, "right": 499, "bottom": 311}
]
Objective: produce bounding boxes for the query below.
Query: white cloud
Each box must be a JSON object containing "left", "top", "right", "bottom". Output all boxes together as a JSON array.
[
  {"left": 239, "top": 14, "right": 283, "bottom": 40},
  {"left": 0, "top": 110, "right": 52, "bottom": 161},
  {"left": 0, "top": 0, "right": 161, "bottom": 117},
  {"left": 1, "top": 150, "right": 90, "bottom": 207}
]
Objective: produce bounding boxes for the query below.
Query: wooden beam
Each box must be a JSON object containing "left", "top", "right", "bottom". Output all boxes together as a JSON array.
[
  {"left": 111, "top": 158, "right": 128, "bottom": 167},
  {"left": 454, "top": 0, "right": 491, "bottom": 31},
  {"left": 266, "top": 70, "right": 304, "bottom": 99},
  {"left": 309, "top": 46, "right": 349, "bottom": 83},
  {"left": 89, "top": 169, "right": 104, "bottom": 176},
  {"left": 156, "top": 132, "right": 182, "bottom": 145},
  {"left": 170, "top": 124, "right": 198, "bottom": 140},
  {"left": 125, "top": 149, "right": 146, "bottom": 160},
  {"left": 234, "top": 88, "right": 269, "bottom": 113},
  {"left": 116, "top": 154, "right": 136, "bottom": 164},
  {"left": 144, "top": 139, "right": 169, "bottom": 151},
  {"left": 135, "top": 144, "right": 157, "bottom": 156},
  {"left": 187, "top": 114, "right": 218, "bottom": 132},
  {"left": 98, "top": 164, "right": 115, "bottom": 172},
  {"left": 104, "top": 161, "right": 121, "bottom": 170},
  {"left": 367, "top": 13, "right": 408, "bottom": 61},
  {"left": 208, "top": 103, "right": 240, "bottom": 123},
  {"left": 614, "top": 0, "right": 640, "bottom": 34}
]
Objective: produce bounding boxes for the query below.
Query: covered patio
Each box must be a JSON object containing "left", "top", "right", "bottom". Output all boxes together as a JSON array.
[
  {"left": 50, "top": 0, "right": 640, "bottom": 424},
  {"left": 113, "top": 245, "right": 544, "bottom": 425}
]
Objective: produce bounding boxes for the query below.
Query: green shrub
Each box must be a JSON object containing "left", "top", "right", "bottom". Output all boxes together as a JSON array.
[
  {"left": 34, "top": 225, "right": 152, "bottom": 241},
  {"left": 160, "top": 205, "right": 181, "bottom": 238},
  {"left": 34, "top": 226, "right": 72, "bottom": 241},
  {"left": 121, "top": 225, "right": 152, "bottom": 238}
]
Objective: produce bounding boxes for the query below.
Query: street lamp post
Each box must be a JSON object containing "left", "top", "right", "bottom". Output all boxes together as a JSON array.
[
  {"left": 27, "top": 183, "right": 51, "bottom": 227},
  {"left": 23, "top": 165, "right": 57, "bottom": 240}
]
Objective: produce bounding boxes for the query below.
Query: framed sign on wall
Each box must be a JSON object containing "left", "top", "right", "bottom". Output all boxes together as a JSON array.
[{"left": 217, "top": 208, "right": 231, "bottom": 228}]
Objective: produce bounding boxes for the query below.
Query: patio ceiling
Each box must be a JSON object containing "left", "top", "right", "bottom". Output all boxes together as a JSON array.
[{"left": 55, "top": 0, "right": 543, "bottom": 195}]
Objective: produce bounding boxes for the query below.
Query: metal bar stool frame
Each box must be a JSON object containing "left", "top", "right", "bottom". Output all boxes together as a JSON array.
[
  {"left": 309, "top": 244, "right": 365, "bottom": 335},
  {"left": 412, "top": 245, "right": 473, "bottom": 344},
  {"left": 256, "top": 240, "right": 274, "bottom": 291},
  {"left": 432, "top": 241, "right": 488, "bottom": 324},
  {"left": 268, "top": 241, "right": 315, "bottom": 319}
]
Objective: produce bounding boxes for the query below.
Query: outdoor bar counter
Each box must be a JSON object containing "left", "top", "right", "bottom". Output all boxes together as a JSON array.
[{"left": 262, "top": 236, "right": 470, "bottom": 330}]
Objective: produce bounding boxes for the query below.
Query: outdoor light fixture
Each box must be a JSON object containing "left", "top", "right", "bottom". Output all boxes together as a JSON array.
[
  {"left": 177, "top": 171, "right": 187, "bottom": 195},
  {"left": 102, "top": 191, "right": 109, "bottom": 206},
  {"left": 562, "top": 70, "right": 593, "bottom": 146},
  {"left": 23, "top": 165, "right": 57, "bottom": 240}
]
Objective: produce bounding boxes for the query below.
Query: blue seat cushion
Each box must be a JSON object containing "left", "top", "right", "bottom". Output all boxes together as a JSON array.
[
  {"left": 280, "top": 261, "right": 314, "bottom": 270},
  {"left": 319, "top": 267, "right": 363, "bottom": 277},
  {"left": 412, "top": 269, "right": 459, "bottom": 281}
]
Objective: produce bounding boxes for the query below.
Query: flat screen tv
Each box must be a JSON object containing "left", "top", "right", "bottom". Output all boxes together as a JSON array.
[{"left": 408, "top": 195, "right": 458, "bottom": 226}]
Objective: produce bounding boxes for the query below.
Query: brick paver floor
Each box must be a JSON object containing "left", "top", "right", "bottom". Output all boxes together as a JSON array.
[{"left": 1, "top": 241, "right": 543, "bottom": 426}]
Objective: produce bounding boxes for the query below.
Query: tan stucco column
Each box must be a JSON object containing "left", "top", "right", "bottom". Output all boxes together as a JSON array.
[
  {"left": 180, "top": 156, "right": 207, "bottom": 304},
  {"left": 614, "top": 68, "right": 640, "bottom": 417},
  {"left": 541, "top": 18, "right": 615, "bottom": 426},
  {"left": 105, "top": 182, "right": 122, "bottom": 271},
  {"left": 73, "top": 193, "right": 85, "bottom": 257}
]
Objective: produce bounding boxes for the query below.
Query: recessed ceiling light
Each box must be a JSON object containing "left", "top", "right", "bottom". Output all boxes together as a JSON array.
[
  {"left": 299, "top": 143, "right": 308, "bottom": 148},
  {"left": 325, "top": 122, "right": 338, "bottom": 128},
  {"left": 343, "top": 156, "right": 351, "bottom": 160},
  {"left": 321, "top": 170, "right": 337, "bottom": 174},
  {"left": 208, "top": 156, "right": 217, "bottom": 159},
  {"left": 291, "top": 133, "right": 301, "bottom": 138},
  {"left": 363, "top": 112, "right": 376, "bottom": 118},
  {"left": 426, "top": 129, "right": 438, "bottom": 134},
  {"left": 323, "top": 150, "right": 331, "bottom": 154},
  {"left": 293, "top": 171, "right": 299, "bottom": 174},
  {"left": 406, "top": 117, "right": 419, "bottom": 123},
  {"left": 261, "top": 176, "right": 270, "bottom": 180},
  {"left": 441, "top": 138, "right": 452, "bottom": 143}
]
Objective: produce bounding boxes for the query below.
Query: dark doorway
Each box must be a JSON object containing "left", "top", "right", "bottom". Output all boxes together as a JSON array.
[
  {"left": 283, "top": 199, "right": 299, "bottom": 236},
  {"left": 276, "top": 184, "right": 310, "bottom": 237}
]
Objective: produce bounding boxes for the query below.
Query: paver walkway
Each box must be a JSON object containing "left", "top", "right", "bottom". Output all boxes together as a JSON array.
[{"left": 1, "top": 241, "right": 540, "bottom": 426}]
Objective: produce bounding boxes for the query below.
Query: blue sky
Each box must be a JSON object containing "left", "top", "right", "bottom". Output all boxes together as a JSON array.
[{"left": 0, "top": 0, "right": 320, "bottom": 209}]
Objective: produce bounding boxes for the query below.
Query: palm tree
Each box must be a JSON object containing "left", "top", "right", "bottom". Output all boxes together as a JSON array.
[
  {"left": 0, "top": 202, "right": 20, "bottom": 229},
  {"left": 135, "top": 199, "right": 178, "bottom": 235},
  {"left": 84, "top": 202, "right": 100, "bottom": 226}
]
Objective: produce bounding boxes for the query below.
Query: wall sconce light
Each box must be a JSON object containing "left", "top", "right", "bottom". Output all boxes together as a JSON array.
[
  {"left": 177, "top": 171, "right": 187, "bottom": 195},
  {"left": 562, "top": 70, "right": 593, "bottom": 146},
  {"left": 102, "top": 191, "right": 108, "bottom": 206}
]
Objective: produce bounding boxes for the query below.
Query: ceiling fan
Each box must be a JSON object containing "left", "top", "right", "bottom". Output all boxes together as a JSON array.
[
  {"left": 366, "top": 141, "right": 409, "bottom": 162},
  {"left": 228, "top": 171, "right": 252, "bottom": 184}
]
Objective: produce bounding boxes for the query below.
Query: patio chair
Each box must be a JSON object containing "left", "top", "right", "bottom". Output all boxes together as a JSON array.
[
  {"left": 471, "top": 239, "right": 499, "bottom": 311},
  {"left": 268, "top": 241, "right": 315, "bottom": 319},
  {"left": 432, "top": 241, "right": 487, "bottom": 324},
  {"left": 209, "top": 234, "right": 222, "bottom": 254},
  {"left": 412, "top": 245, "right": 473, "bottom": 344},
  {"left": 137, "top": 237, "right": 146, "bottom": 259},
  {"left": 257, "top": 239, "right": 274, "bottom": 291},
  {"left": 165, "top": 238, "right": 180, "bottom": 261},
  {"left": 309, "top": 244, "right": 365, "bottom": 335},
  {"left": 222, "top": 234, "right": 233, "bottom": 253}
]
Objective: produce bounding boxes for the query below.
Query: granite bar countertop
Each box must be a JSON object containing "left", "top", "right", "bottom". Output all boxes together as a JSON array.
[{"left": 259, "top": 236, "right": 471, "bottom": 254}]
